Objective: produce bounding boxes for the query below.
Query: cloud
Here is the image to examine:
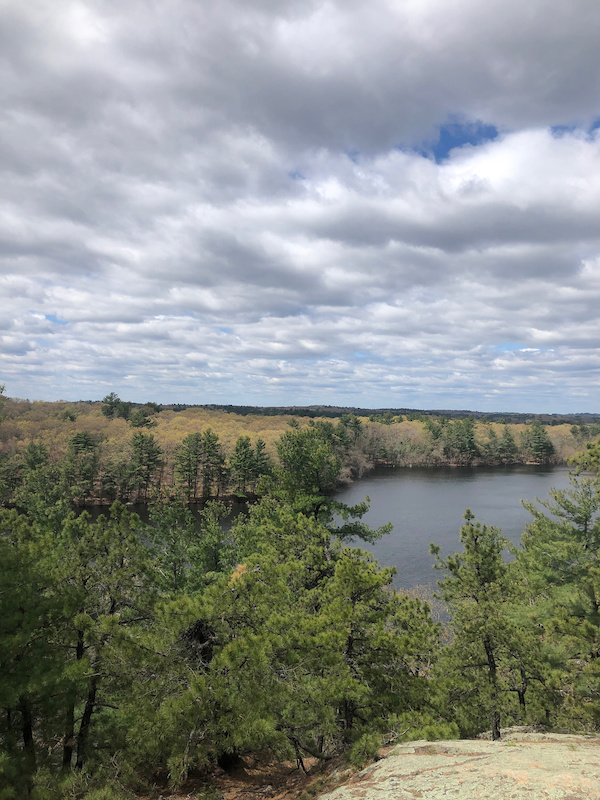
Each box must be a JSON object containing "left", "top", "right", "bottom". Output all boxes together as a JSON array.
[{"left": 1, "top": 0, "right": 600, "bottom": 410}]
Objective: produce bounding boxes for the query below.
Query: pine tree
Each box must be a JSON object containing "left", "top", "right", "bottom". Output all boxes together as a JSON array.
[
  {"left": 520, "top": 421, "right": 555, "bottom": 464},
  {"left": 432, "top": 511, "right": 541, "bottom": 739},
  {"left": 199, "top": 429, "right": 226, "bottom": 499},
  {"left": 174, "top": 432, "right": 203, "bottom": 500},
  {"left": 229, "top": 436, "right": 255, "bottom": 496},
  {"left": 498, "top": 426, "right": 518, "bottom": 463},
  {"left": 131, "top": 432, "right": 162, "bottom": 501},
  {"left": 155, "top": 507, "right": 440, "bottom": 779},
  {"left": 516, "top": 473, "right": 600, "bottom": 726}
]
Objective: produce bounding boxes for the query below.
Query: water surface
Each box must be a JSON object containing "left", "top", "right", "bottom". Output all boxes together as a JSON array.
[{"left": 335, "top": 465, "right": 572, "bottom": 589}]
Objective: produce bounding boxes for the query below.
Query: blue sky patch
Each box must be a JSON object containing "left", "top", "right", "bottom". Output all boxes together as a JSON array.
[
  {"left": 45, "top": 314, "right": 68, "bottom": 326},
  {"left": 431, "top": 120, "right": 499, "bottom": 162},
  {"left": 552, "top": 119, "right": 600, "bottom": 138},
  {"left": 492, "top": 342, "right": 524, "bottom": 352},
  {"left": 551, "top": 124, "right": 577, "bottom": 138}
]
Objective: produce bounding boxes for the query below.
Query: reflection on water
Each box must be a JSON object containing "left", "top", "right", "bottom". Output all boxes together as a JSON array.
[{"left": 335, "top": 464, "right": 572, "bottom": 589}]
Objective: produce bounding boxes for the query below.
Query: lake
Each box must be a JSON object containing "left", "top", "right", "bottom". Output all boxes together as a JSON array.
[{"left": 334, "top": 464, "right": 572, "bottom": 589}]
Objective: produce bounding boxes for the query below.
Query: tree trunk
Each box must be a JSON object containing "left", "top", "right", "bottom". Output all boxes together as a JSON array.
[
  {"left": 63, "top": 629, "right": 85, "bottom": 769},
  {"left": 517, "top": 667, "right": 527, "bottom": 717},
  {"left": 75, "top": 671, "right": 99, "bottom": 770},
  {"left": 18, "top": 695, "right": 36, "bottom": 769},
  {"left": 491, "top": 710, "right": 501, "bottom": 741},
  {"left": 484, "top": 637, "right": 501, "bottom": 740},
  {"left": 62, "top": 702, "right": 75, "bottom": 770}
]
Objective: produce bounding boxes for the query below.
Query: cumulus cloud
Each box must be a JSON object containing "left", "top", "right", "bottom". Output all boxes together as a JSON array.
[{"left": 1, "top": 0, "right": 600, "bottom": 410}]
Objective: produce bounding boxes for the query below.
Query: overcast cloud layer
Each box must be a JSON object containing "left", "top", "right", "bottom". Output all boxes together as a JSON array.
[{"left": 2, "top": 0, "right": 600, "bottom": 411}]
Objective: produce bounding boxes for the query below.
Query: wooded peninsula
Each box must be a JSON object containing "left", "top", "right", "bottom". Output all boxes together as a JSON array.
[{"left": 2, "top": 389, "right": 600, "bottom": 799}]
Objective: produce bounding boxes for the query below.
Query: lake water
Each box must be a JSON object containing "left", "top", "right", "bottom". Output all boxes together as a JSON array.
[{"left": 335, "top": 465, "right": 572, "bottom": 589}]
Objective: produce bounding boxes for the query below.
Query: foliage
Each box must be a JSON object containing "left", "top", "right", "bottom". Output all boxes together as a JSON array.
[
  {"left": 128, "top": 408, "right": 157, "bottom": 428},
  {"left": 520, "top": 420, "right": 556, "bottom": 464},
  {"left": 130, "top": 432, "right": 163, "bottom": 501},
  {"left": 2, "top": 397, "right": 600, "bottom": 795},
  {"left": 0, "top": 394, "right": 584, "bottom": 508},
  {"left": 149, "top": 506, "right": 440, "bottom": 778},
  {"left": 271, "top": 420, "right": 390, "bottom": 542},
  {"left": 431, "top": 511, "right": 549, "bottom": 739},
  {"left": 0, "top": 502, "right": 158, "bottom": 794},
  {"left": 515, "top": 473, "right": 600, "bottom": 727},
  {"left": 441, "top": 417, "right": 479, "bottom": 465},
  {"left": 101, "top": 393, "right": 132, "bottom": 421},
  {"left": 569, "top": 439, "right": 600, "bottom": 473}
]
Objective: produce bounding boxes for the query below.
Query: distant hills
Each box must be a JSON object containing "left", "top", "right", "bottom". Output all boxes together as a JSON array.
[{"left": 160, "top": 403, "right": 600, "bottom": 426}]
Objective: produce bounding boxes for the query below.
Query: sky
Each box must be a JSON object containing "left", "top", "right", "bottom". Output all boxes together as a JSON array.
[{"left": 2, "top": 0, "right": 600, "bottom": 412}]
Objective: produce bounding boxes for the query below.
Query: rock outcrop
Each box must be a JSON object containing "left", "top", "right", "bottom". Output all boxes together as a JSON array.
[{"left": 321, "top": 731, "right": 600, "bottom": 800}]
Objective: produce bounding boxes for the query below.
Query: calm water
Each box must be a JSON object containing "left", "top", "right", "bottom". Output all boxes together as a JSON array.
[{"left": 335, "top": 465, "right": 572, "bottom": 589}]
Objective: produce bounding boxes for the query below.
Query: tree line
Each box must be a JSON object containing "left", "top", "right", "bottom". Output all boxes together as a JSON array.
[
  {"left": 363, "top": 415, "right": 559, "bottom": 467},
  {"left": 1, "top": 426, "right": 274, "bottom": 509},
  {"left": 0, "top": 403, "right": 577, "bottom": 511}
]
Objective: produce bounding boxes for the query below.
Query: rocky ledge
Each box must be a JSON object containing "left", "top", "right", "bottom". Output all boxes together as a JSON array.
[{"left": 321, "top": 731, "right": 600, "bottom": 800}]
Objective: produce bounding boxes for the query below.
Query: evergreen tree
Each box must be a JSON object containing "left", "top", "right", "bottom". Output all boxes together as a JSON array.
[
  {"left": 0, "top": 503, "right": 156, "bottom": 789},
  {"left": 148, "top": 497, "right": 197, "bottom": 593},
  {"left": 63, "top": 432, "right": 99, "bottom": 502},
  {"left": 273, "top": 421, "right": 387, "bottom": 542},
  {"left": 131, "top": 432, "right": 162, "bottom": 501},
  {"left": 432, "top": 511, "right": 542, "bottom": 739},
  {"left": 520, "top": 421, "right": 555, "bottom": 464},
  {"left": 498, "top": 426, "right": 518, "bottom": 463},
  {"left": 174, "top": 432, "right": 203, "bottom": 500},
  {"left": 47, "top": 504, "right": 156, "bottom": 772},
  {"left": 441, "top": 418, "right": 479, "bottom": 465},
  {"left": 0, "top": 510, "right": 54, "bottom": 793},
  {"left": 128, "top": 407, "right": 157, "bottom": 428},
  {"left": 149, "top": 507, "right": 441, "bottom": 782},
  {"left": 22, "top": 441, "right": 48, "bottom": 472},
  {"left": 229, "top": 435, "right": 255, "bottom": 496},
  {"left": 253, "top": 438, "right": 272, "bottom": 488},
  {"left": 479, "top": 426, "right": 500, "bottom": 463},
  {"left": 101, "top": 393, "right": 132, "bottom": 421},
  {"left": 147, "top": 496, "right": 233, "bottom": 594},
  {"left": 199, "top": 429, "right": 226, "bottom": 499},
  {"left": 515, "top": 473, "right": 600, "bottom": 726},
  {"left": 569, "top": 439, "right": 600, "bottom": 474}
]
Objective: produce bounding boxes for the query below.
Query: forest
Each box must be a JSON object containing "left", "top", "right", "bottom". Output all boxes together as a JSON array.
[
  {"left": 1, "top": 388, "right": 600, "bottom": 798},
  {"left": 0, "top": 392, "right": 592, "bottom": 510}
]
